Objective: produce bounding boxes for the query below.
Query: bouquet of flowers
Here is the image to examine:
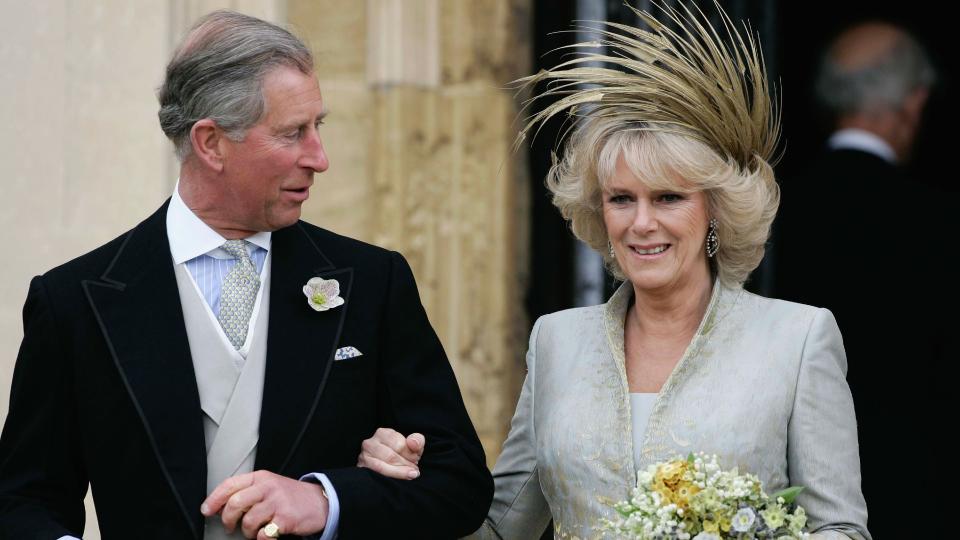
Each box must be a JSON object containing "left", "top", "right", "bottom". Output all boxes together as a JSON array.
[{"left": 600, "top": 453, "right": 808, "bottom": 539}]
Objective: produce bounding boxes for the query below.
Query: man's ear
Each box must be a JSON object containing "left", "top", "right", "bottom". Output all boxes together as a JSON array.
[
  {"left": 903, "top": 87, "right": 930, "bottom": 125},
  {"left": 189, "top": 119, "right": 225, "bottom": 172}
]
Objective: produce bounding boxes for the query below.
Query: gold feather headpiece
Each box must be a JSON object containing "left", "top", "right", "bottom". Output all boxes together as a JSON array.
[{"left": 517, "top": 1, "right": 781, "bottom": 170}]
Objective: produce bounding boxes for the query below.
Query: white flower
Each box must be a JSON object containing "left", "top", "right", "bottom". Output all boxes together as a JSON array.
[
  {"left": 731, "top": 507, "right": 757, "bottom": 532},
  {"left": 637, "top": 469, "right": 655, "bottom": 486},
  {"left": 692, "top": 533, "right": 721, "bottom": 540},
  {"left": 303, "top": 277, "right": 345, "bottom": 311}
]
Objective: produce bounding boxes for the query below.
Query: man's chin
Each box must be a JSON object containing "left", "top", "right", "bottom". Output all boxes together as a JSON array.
[{"left": 266, "top": 210, "right": 303, "bottom": 231}]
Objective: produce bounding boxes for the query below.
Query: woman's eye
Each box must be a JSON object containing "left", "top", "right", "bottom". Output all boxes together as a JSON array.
[
  {"left": 659, "top": 193, "right": 683, "bottom": 203},
  {"left": 608, "top": 194, "right": 630, "bottom": 204}
]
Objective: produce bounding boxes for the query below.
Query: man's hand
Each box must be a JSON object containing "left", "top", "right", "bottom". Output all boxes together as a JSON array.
[
  {"left": 357, "top": 427, "right": 425, "bottom": 480},
  {"left": 201, "top": 470, "right": 328, "bottom": 539}
]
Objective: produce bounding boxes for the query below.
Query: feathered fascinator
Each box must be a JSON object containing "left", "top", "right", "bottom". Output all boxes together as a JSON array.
[{"left": 516, "top": 1, "right": 781, "bottom": 170}]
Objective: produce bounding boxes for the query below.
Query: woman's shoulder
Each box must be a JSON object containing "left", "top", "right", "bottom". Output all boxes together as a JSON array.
[
  {"left": 534, "top": 304, "right": 606, "bottom": 327},
  {"left": 716, "top": 287, "right": 846, "bottom": 376},
  {"left": 734, "top": 287, "right": 832, "bottom": 323},
  {"left": 529, "top": 304, "right": 608, "bottom": 351},
  {"left": 718, "top": 286, "right": 840, "bottom": 345},
  {"left": 534, "top": 304, "right": 604, "bottom": 332}
]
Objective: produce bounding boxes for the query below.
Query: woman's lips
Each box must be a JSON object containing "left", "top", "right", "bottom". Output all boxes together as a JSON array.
[{"left": 629, "top": 244, "right": 670, "bottom": 256}]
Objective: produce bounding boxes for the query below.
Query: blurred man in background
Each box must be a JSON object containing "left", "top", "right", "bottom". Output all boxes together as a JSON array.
[{"left": 775, "top": 21, "right": 948, "bottom": 537}]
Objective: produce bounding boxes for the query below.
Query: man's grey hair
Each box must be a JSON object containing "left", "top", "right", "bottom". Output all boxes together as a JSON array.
[
  {"left": 816, "top": 28, "right": 936, "bottom": 115},
  {"left": 158, "top": 10, "right": 314, "bottom": 161}
]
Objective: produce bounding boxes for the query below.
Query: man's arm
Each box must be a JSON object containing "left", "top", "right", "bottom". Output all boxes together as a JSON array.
[
  {"left": 321, "top": 251, "right": 493, "bottom": 538},
  {"left": 0, "top": 276, "right": 88, "bottom": 538}
]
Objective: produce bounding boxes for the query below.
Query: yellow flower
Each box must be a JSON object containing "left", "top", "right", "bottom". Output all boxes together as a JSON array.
[
  {"left": 654, "top": 483, "right": 675, "bottom": 505},
  {"left": 703, "top": 520, "right": 719, "bottom": 533},
  {"left": 761, "top": 505, "right": 787, "bottom": 529},
  {"left": 719, "top": 516, "right": 731, "bottom": 532},
  {"left": 673, "top": 481, "right": 701, "bottom": 509},
  {"left": 652, "top": 478, "right": 666, "bottom": 492},
  {"left": 656, "top": 459, "right": 688, "bottom": 487},
  {"left": 787, "top": 507, "right": 808, "bottom": 534},
  {"left": 657, "top": 461, "right": 678, "bottom": 480}
]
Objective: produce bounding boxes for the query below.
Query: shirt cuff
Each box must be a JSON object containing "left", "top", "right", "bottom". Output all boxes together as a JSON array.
[
  {"left": 57, "top": 474, "right": 341, "bottom": 540},
  {"left": 299, "top": 472, "right": 340, "bottom": 540}
]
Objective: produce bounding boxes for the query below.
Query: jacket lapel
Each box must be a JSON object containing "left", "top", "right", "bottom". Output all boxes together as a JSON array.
[
  {"left": 82, "top": 202, "right": 206, "bottom": 539},
  {"left": 256, "top": 223, "right": 353, "bottom": 473}
]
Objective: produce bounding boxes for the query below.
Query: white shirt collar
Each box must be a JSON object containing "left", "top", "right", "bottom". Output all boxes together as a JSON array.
[
  {"left": 166, "top": 180, "right": 271, "bottom": 264},
  {"left": 827, "top": 128, "right": 898, "bottom": 164}
]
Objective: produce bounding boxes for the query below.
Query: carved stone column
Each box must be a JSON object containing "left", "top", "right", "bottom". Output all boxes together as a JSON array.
[{"left": 289, "top": 0, "right": 532, "bottom": 464}]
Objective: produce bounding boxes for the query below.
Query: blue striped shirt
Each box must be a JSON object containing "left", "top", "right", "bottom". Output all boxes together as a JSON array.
[{"left": 184, "top": 247, "right": 267, "bottom": 318}]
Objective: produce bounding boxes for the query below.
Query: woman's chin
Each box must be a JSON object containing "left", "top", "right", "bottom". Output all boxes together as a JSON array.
[{"left": 624, "top": 270, "right": 674, "bottom": 293}]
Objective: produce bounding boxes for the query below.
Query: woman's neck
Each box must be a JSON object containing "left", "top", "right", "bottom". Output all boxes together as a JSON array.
[{"left": 629, "top": 272, "right": 714, "bottom": 340}]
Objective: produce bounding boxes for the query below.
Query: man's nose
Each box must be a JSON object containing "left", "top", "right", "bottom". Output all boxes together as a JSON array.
[{"left": 301, "top": 130, "right": 329, "bottom": 173}]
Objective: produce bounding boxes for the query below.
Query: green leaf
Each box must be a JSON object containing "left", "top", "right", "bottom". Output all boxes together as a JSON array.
[
  {"left": 772, "top": 486, "right": 805, "bottom": 504},
  {"left": 687, "top": 453, "right": 695, "bottom": 463}
]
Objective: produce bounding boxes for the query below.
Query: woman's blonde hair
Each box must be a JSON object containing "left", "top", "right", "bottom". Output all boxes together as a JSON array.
[{"left": 517, "top": 2, "right": 781, "bottom": 287}]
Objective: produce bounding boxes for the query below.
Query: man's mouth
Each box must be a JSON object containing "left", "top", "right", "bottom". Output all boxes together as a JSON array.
[{"left": 282, "top": 186, "right": 311, "bottom": 201}]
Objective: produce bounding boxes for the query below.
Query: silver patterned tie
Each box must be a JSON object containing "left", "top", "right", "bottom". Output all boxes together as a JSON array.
[{"left": 218, "top": 240, "right": 261, "bottom": 350}]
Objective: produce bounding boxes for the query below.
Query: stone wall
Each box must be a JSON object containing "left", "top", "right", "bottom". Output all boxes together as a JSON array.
[{"left": 290, "top": 0, "right": 532, "bottom": 465}]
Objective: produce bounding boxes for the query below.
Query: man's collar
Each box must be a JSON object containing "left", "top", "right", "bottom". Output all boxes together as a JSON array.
[
  {"left": 827, "top": 128, "right": 898, "bottom": 164},
  {"left": 166, "top": 180, "right": 271, "bottom": 264}
]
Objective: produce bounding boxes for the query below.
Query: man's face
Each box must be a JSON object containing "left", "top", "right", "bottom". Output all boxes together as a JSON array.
[{"left": 217, "top": 65, "right": 329, "bottom": 234}]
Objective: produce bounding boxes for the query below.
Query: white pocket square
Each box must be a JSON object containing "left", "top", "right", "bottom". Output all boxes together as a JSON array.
[{"left": 334, "top": 346, "right": 363, "bottom": 361}]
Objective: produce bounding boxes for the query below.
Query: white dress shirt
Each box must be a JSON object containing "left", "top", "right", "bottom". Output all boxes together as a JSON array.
[
  {"left": 827, "top": 128, "right": 897, "bottom": 164},
  {"left": 629, "top": 393, "right": 658, "bottom": 469}
]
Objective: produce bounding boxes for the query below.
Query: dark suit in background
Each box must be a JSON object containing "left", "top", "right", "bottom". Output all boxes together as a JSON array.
[{"left": 774, "top": 146, "right": 950, "bottom": 537}]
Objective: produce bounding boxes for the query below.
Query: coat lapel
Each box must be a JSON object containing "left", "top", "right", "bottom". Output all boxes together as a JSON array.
[
  {"left": 82, "top": 202, "right": 206, "bottom": 539},
  {"left": 256, "top": 223, "right": 353, "bottom": 474}
]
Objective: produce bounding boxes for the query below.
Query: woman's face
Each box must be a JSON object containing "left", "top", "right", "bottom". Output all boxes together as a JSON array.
[{"left": 602, "top": 154, "right": 712, "bottom": 295}]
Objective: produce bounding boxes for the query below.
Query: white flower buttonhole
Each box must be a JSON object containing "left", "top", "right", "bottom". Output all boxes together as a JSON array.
[{"left": 303, "top": 277, "right": 345, "bottom": 312}]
